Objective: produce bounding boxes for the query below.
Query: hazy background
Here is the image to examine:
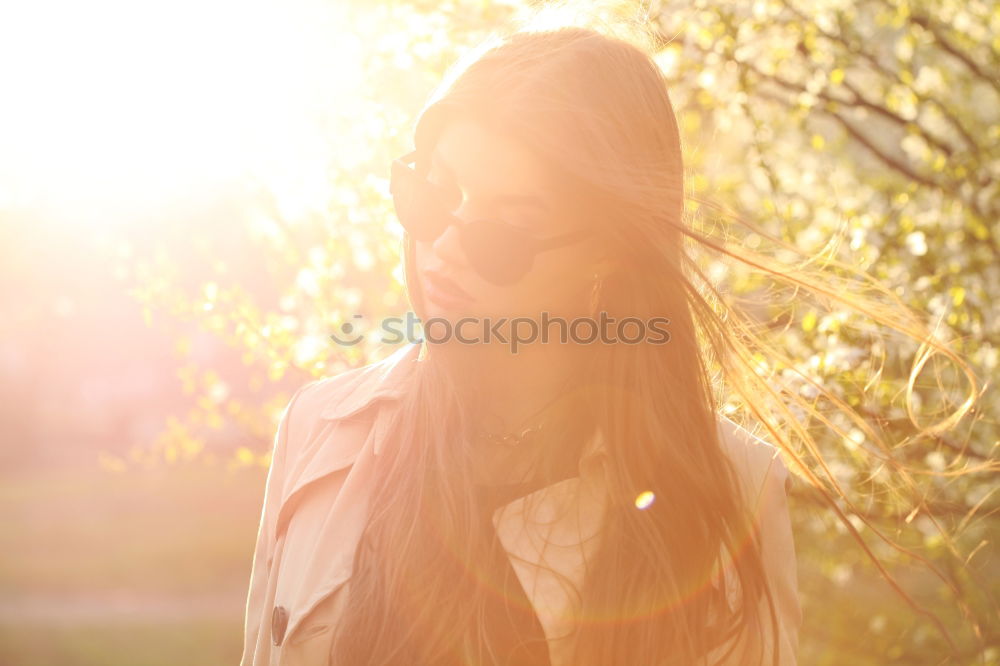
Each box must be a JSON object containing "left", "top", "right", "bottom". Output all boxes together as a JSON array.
[{"left": 0, "top": 0, "right": 996, "bottom": 664}]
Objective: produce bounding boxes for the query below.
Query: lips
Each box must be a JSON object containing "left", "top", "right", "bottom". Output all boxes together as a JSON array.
[{"left": 423, "top": 270, "right": 474, "bottom": 308}]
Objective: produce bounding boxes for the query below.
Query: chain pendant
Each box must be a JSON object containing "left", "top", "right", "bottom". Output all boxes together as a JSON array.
[{"left": 479, "top": 421, "right": 547, "bottom": 448}]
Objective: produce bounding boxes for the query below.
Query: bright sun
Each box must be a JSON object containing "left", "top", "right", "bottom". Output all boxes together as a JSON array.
[{"left": 0, "top": 0, "right": 364, "bottom": 226}]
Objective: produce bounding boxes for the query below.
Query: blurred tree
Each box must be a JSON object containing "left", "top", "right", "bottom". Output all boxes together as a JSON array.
[{"left": 642, "top": 0, "right": 997, "bottom": 663}]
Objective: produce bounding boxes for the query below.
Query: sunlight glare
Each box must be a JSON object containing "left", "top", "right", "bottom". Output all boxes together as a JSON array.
[{"left": 0, "top": 0, "right": 363, "bottom": 226}]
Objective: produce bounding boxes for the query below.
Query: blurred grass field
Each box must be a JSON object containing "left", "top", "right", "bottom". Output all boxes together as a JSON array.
[
  {"left": 0, "top": 460, "right": 993, "bottom": 664},
  {"left": 0, "top": 620, "right": 237, "bottom": 666},
  {"left": 0, "top": 462, "right": 265, "bottom": 666}
]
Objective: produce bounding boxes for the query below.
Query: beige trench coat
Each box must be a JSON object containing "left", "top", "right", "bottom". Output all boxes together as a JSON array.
[{"left": 240, "top": 342, "right": 802, "bottom": 666}]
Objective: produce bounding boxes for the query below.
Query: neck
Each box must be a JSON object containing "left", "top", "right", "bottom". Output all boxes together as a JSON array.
[
  {"left": 468, "top": 340, "right": 589, "bottom": 435},
  {"left": 427, "top": 339, "right": 596, "bottom": 487}
]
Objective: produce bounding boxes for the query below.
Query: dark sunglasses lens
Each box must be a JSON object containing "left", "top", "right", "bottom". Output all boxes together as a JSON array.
[
  {"left": 391, "top": 163, "right": 449, "bottom": 242},
  {"left": 461, "top": 222, "right": 534, "bottom": 285}
]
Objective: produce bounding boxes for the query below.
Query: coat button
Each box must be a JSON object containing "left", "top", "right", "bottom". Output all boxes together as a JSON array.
[{"left": 272, "top": 605, "right": 289, "bottom": 646}]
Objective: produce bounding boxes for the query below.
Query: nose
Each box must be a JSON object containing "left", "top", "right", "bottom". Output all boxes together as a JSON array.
[{"left": 430, "top": 205, "right": 473, "bottom": 268}]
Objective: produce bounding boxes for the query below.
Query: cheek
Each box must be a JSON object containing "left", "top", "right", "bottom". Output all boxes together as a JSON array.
[
  {"left": 411, "top": 241, "right": 591, "bottom": 321},
  {"left": 500, "top": 251, "right": 593, "bottom": 318},
  {"left": 413, "top": 241, "right": 431, "bottom": 266}
]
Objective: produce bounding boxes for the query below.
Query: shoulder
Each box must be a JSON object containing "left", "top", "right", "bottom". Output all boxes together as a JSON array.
[
  {"left": 284, "top": 342, "right": 422, "bottom": 425},
  {"left": 714, "top": 415, "right": 802, "bottom": 663},
  {"left": 715, "top": 415, "right": 792, "bottom": 508},
  {"left": 267, "top": 342, "right": 422, "bottom": 471},
  {"left": 264, "top": 343, "right": 423, "bottom": 506}
]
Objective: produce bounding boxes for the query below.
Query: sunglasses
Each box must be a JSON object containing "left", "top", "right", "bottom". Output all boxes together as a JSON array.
[{"left": 390, "top": 149, "right": 594, "bottom": 285}]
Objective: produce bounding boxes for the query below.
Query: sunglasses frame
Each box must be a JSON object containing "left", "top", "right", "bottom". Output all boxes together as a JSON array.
[{"left": 390, "top": 149, "right": 595, "bottom": 284}]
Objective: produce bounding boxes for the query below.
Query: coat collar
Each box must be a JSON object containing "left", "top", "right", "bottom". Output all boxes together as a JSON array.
[
  {"left": 318, "top": 342, "right": 420, "bottom": 421},
  {"left": 317, "top": 341, "right": 612, "bottom": 470}
]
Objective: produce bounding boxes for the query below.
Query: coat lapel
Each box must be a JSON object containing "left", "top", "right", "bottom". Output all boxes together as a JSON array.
[
  {"left": 275, "top": 342, "right": 421, "bottom": 538},
  {"left": 278, "top": 404, "right": 396, "bottom": 646},
  {"left": 273, "top": 344, "right": 420, "bottom": 647}
]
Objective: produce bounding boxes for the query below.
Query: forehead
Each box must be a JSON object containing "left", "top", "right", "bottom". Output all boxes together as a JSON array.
[{"left": 432, "top": 119, "right": 554, "bottom": 200}]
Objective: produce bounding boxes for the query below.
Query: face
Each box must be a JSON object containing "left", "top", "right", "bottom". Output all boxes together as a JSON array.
[{"left": 413, "top": 119, "right": 609, "bottom": 334}]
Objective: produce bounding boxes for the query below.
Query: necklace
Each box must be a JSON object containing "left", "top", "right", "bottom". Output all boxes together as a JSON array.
[
  {"left": 477, "top": 421, "right": 548, "bottom": 448},
  {"left": 473, "top": 376, "right": 576, "bottom": 448}
]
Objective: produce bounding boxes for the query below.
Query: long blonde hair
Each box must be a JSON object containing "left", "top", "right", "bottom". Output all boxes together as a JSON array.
[{"left": 328, "top": 17, "right": 978, "bottom": 666}]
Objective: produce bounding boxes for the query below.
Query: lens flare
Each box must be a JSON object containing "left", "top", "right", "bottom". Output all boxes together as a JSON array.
[{"left": 634, "top": 490, "right": 655, "bottom": 509}]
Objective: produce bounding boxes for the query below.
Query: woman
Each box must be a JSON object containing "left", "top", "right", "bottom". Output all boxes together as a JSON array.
[
  {"left": 240, "top": 23, "right": 797, "bottom": 666},
  {"left": 239, "top": 21, "right": 968, "bottom": 666}
]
